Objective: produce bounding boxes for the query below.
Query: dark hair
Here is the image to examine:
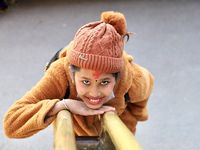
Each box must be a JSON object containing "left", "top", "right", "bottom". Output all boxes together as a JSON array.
[
  {"left": 69, "top": 64, "right": 120, "bottom": 80},
  {"left": 70, "top": 64, "right": 80, "bottom": 73}
]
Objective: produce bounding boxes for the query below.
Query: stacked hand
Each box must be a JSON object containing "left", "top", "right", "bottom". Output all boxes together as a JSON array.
[
  {"left": 62, "top": 99, "right": 115, "bottom": 116},
  {"left": 47, "top": 99, "right": 115, "bottom": 117}
]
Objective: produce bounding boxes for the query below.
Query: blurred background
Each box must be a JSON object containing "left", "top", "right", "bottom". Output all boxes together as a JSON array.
[{"left": 1, "top": 0, "right": 200, "bottom": 149}]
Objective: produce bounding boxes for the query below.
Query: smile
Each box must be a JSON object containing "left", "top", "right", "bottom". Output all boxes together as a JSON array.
[{"left": 86, "top": 97, "right": 104, "bottom": 105}]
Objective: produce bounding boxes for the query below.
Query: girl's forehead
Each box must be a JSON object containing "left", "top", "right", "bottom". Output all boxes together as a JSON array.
[
  {"left": 92, "top": 71, "right": 102, "bottom": 80},
  {"left": 77, "top": 68, "right": 113, "bottom": 79}
]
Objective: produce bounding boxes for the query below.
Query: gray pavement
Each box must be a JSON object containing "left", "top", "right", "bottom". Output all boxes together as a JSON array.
[{"left": 1, "top": 0, "right": 200, "bottom": 149}]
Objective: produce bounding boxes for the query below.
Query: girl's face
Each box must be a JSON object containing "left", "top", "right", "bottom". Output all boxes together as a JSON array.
[{"left": 74, "top": 68, "right": 116, "bottom": 109}]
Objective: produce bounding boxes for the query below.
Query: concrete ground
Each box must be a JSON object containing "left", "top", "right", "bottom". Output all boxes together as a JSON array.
[{"left": 1, "top": 0, "right": 200, "bottom": 149}]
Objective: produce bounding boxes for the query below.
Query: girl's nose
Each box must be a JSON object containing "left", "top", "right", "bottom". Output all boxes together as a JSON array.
[{"left": 89, "top": 86, "right": 101, "bottom": 98}]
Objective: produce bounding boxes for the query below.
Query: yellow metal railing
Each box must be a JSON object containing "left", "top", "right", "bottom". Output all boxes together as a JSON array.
[
  {"left": 54, "top": 110, "right": 142, "bottom": 150},
  {"left": 54, "top": 110, "right": 76, "bottom": 150},
  {"left": 103, "top": 112, "right": 142, "bottom": 150}
]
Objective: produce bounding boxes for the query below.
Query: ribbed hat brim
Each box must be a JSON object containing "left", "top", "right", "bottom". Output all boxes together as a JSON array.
[{"left": 68, "top": 50, "right": 123, "bottom": 73}]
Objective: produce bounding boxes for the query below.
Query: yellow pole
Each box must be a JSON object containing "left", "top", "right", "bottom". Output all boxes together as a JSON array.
[
  {"left": 54, "top": 110, "right": 77, "bottom": 150},
  {"left": 103, "top": 111, "right": 142, "bottom": 150}
]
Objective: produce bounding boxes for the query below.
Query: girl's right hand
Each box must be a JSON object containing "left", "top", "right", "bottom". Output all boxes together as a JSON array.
[{"left": 62, "top": 99, "right": 115, "bottom": 116}]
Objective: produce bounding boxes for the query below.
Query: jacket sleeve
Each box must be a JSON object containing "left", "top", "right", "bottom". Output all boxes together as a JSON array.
[
  {"left": 127, "top": 63, "right": 154, "bottom": 121},
  {"left": 3, "top": 59, "right": 68, "bottom": 138}
]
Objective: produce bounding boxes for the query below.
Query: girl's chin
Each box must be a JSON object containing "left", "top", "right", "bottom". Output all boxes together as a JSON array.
[{"left": 85, "top": 103, "right": 102, "bottom": 109}]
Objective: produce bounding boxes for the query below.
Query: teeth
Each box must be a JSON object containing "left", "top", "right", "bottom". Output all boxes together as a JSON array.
[{"left": 89, "top": 99, "right": 100, "bottom": 102}]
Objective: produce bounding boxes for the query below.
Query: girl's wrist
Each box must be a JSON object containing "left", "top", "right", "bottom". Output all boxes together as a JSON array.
[
  {"left": 62, "top": 99, "right": 69, "bottom": 110},
  {"left": 47, "top": 100, "right": 65, "bottom": 116}
]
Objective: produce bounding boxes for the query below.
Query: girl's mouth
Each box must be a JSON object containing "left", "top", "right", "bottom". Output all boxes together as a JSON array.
[
  {"left": 88, "top": 99, "right": 101, "bottom": 105},
  {"left": 86, "top": 97, "right": 104, "bottom": 105}
]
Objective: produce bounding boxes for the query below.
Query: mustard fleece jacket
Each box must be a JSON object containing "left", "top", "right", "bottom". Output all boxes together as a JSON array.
[{"left": 3, "top": 50, "right": 154, "bottom": 138}]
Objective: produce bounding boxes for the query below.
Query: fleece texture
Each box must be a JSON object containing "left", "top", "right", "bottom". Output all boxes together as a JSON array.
[{"left": 3, "top": 46, "right": 154, "bottom": 138}]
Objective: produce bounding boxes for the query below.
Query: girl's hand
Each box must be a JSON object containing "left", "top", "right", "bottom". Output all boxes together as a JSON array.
[{"left": 63, "top": 99, "right": 115, "bottom": 116}]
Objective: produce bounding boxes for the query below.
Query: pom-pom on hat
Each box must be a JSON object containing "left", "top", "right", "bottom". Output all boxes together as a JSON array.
[{"left": 68, "top": 11, "right": 127, "bottom": 73}]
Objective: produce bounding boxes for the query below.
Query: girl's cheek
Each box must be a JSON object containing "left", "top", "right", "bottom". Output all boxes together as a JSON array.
[
  {"left": 75, "top": 82, "right": 86, "bottom": 95},
  {"left": 103, "top": 85, "right": 115, "bottom": 96}
]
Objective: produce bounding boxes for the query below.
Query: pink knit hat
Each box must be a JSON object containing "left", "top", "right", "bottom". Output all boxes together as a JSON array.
[{"left": 68, "top": 11, "right": 127, "bottom": 73}]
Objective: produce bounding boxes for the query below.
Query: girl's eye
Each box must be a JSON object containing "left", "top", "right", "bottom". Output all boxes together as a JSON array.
[
  {"left": 101, "top": 80, "right": 110, "bottom": 85},
  {"left": 82, "top": 80, "right": 90, "bottom": 85}
]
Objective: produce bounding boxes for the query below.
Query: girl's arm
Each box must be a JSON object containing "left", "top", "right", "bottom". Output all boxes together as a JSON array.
[
  {"left": 120, "top": 63, "right": 154, "bottom": 133},
  {"left": 127, "top": 63, "right": 154, "bottom": 121},
  {"left": 3, "top": 58, "right": 67, "bottom": 138}
]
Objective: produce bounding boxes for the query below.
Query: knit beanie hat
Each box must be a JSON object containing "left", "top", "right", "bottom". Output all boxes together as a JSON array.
[{"left": 67, "top": 11, "right": 127, "bottom": 73}]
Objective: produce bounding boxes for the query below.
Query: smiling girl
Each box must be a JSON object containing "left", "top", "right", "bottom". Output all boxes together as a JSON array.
[{"left": 4, "top": 11, "right": 154, "bottom": 139}]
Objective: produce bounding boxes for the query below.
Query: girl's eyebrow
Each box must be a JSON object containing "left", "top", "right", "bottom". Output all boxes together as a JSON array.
[
  {"left": 80, "top": 76, "right": 112, "bottom": 81},
  {"left": 100, "top": 77, "right": 111, "bottom": 81},
  {"left": 80, "top": 77, "right": 91, "bottom": 80}
]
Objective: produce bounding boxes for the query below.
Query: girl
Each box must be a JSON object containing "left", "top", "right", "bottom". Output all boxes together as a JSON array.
[{"left": 4, "top": 11, "right": 154, "bottom": 139}]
